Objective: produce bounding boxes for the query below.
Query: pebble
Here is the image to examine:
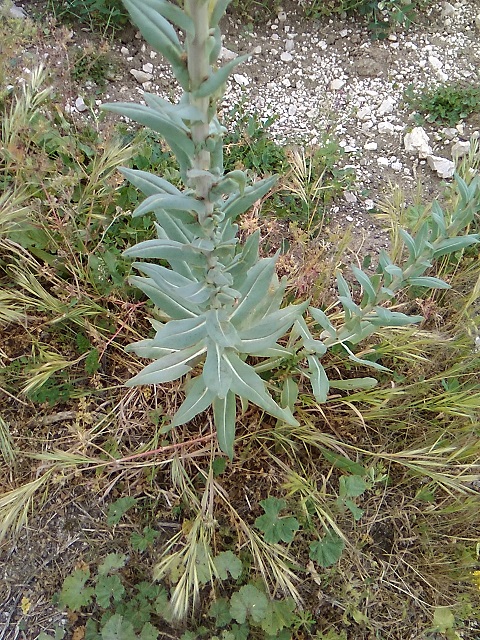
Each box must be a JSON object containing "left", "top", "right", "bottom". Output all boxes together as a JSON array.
[
  {"left": 233, "top": 73, "right": 249, "bottom": 86},
  {"left": 130, "top": 69, "right": 152, "bottom": 83},
  {"left": 142, "top": 63, "right": 154, "bottom": 74},
  {"left": 75, "top": 96, "right": 87, "bottom": 112},
  {"left": 330, "top": 78, "right": 346, "bottom": 90},
  {"left": 280, "top": 52, "right": 293, "bottom": 62}
]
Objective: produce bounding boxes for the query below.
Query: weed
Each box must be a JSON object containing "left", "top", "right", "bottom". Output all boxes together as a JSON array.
[
  {"left": 46, "top": 0, "right": 129, "bottom": 33},
  {"left": 71, "top": 44, "right": 117, "bottom": 89},
  {"left": 405, "top": 82, "right": 480, "bottom": 126}
]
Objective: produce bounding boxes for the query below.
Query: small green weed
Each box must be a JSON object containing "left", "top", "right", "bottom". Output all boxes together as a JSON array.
[
  {"left": 405, "top": 82, "right": 480, "bottom": 126},
  {"left": 71, "top": 44, "right": 117, "bottom": 89},
  {"left": 46, "top": 0, "right": 129, "bottom": 33}
]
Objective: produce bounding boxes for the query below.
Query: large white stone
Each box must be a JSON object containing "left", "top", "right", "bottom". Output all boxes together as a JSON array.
[
  {"left": 427, "top": 154, "right": 455, "bottom": 178},
  {"left": 377, "top": 97, "right": 395, "bottom": 116},
  {"left": 404, "top": 127, "right": 432, "bottom": 158},
  {"left": 451, "top": 141, "right": 471, "bottom": 159},
  {"left": 130, "top": 69, "right": 153, "bottom": 83}
]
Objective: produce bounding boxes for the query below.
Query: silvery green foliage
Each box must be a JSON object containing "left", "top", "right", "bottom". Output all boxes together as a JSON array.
[{"left": 103, "top": 0, "right": 480, "bottom": 458}]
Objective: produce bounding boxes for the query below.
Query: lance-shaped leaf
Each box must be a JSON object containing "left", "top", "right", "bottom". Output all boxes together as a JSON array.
[
  {"left": 223, "top": 352, "right": 298, "bottom": 426},
  {"left": 193, "top": 54, "right": 250, "bottom": 98},
  {"left": 150, "top": 316, "right": 207, "bottom": 350},
  {"left": 308, "top": 306, "right": 337, "bottom": 339},
  {"left": 205, "top": 309, "right": 240, "bottom": 348},
  {"left": 222, "top": 176, "right": 277, "bottom": 220},
  {"left": 210, "top": 0, "right": 231, "bottom": 27},
  {"left": 126, "top": 342, "right": 207, "bottom": 386},
  {"left": 171, "top": 375, "right": 216, "bottom": 427},
  {"left": 203, "top": 341, "right": 232, "bottom": 398},
  {"left": 329, "top": 377, "right": 378, "bottom": 390},
  {"left": 133, "top": 193, "right": 205, "bottom": 218},
  {"left": 124, "top": 239, "right": 207, "bottom": 269},
  {"left": 144, "top": 93, "right": 205, "bottom": 125},
  {"left": 433, "top": 235, "right": 479, "bottom": 258},
  {"left": 399, "top": 228, "right": 417, "bottom": 259},
  {"left": 122, "top": 0, "right": 189, "bottom": 89},
  {"left": 101, "top": 103, "right": 193, "bottom": 170},
  {"left": 351, "top": 265, "right": 377, "bottom": 304},
  {"left": 129, "top": 276, "right": 200, "bottom": 319},
  {"left": 154, "top": 214, "right": 196, "bottom": 243},
  {"left": 119, "top": 167, "right": 181, "bottom": 197},
  {"left": 140, "top": 0, "right": 195, "bottom": 36},
  {"left": 407, "top": 276, "right": 450, "bottom": 289},
  {"left": 307, "top": 355, "right": 329, "bottom": 403},
  {"left": 230, "top": 257, "right": 277, "bottom": 327},
  {"left": 132, "top": 261, "right": 193, "bottom": 291},
  {"left": 292, "top": 317, "right": 327, "bottom": 355},
  {"left": 213, "top": 391, "right": 237, "bottom": 459},
  {"left": 281, "top": 378, "right": 298, "bottom": 412},
  {"left": 177, "top": 281, "right": 213, "bottom": 304},
  {"left": 237, "top": 302, "right": 308, "bottom": 354},
  {"left": 226, "top": 230, "right": 260, "bottom": 280},
  {"left": 125, "top": 340, "right": 175, "bottom": 359},
  {"left": 366, "top": 306, "right": 423, "bottom": 327},
  {"left": 340, "top": 342, "right": 390, "bottom": 372}
]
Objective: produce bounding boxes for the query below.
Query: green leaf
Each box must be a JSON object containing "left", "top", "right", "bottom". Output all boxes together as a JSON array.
[
  {"left": 280, "top": 378, "right": 298, "bottom": 412},
  {"left": 205, "top": 309, "right": 240, "bottom": 348},
  {"left": 171, "top": 375, "right": 216, "bottom": 427},
  {"left": 342, "top": 498, "right": 364, "bottom": 521},
  {"left": 222, "top": 176, "right": 277, "bottom": 220},
  {"left": 329, "top": 377, "right": 378, "bottom": 391},
  {"left": 230, "top": 585, "right": 269, "bottom": 624},
  {"left": 230, "top": 257, "right": 277, "bottom": 327},
  {"left": 309, "top": 532, "right": 345, "bottom": 567},
  {"left": 204, "top": 341, "right": 232, "bottom": 397},
  {"left": 95, "top": 574, "right": 125, "bottom": 608},
  {"left": 194, "top": 54, "right": 250, "bottom": 98},
  {"left": 320, "top": 449, "right": 366, "bottom": 475},
  {"left": 139, "top": 622, "right": 159, "bottom": 640},
  {"left": 433, "top": 234, "right": 479, "bottom": 257},
  {"left": 307, "top": 355, "right": 329, "bottom": 404},
  {"left": 133, "top": 193, "right": 206, "bottom": 218},
  {"left": 366, "top": 306, "right": 423, "bottom": 327},
  {"left": 260, "top": 598, "right": 295, "bottom": 636},
  {"left": 213, "top": 391, "right": 237, "bottom": 458},
  {"left": 432, "top": 606, "right": 456, "bottom": 633},
  {"left": 214, "top": 551, "right": 243, "bottom": 580},
  {"left": 407, "top": 276, "right": 450, "bottom": 289},
  {"left": 119, "top": 167, "right": 181, "bottom": 197},
  {"left": 98, "top": 554, "right": 128, "bottom": 575},
  {"left": 127, "top": 343, "right": 207, "bottom": 386},
  {"left": 224, "top": 352, "right": 298, "bottom": 426},
  {"left": 340, "top": 473, "right": 368, "bottom": 499},
  {"left": 130, "top": 527, "right": 160, "bottom": 552},
  {"left": 150, "top": 316, "right": 208, "bottom": 350},
  {"left": 351, "top": 266, "right": 377, "bottom": 303},
  {"left": 255, "top": 497, "right": 299, "bottom": 544},
  {"left": 308, "top": 306, "right": 336, "bottom": 338},
  {"left": 128, "top": 276, "right": 202, "bottom": 320},
  {"left": 107, "top": 497, "right": 137, "bottom": 525},
  {"left": 101, "top": 614, "right": 136, "bottom": 640},
  {"left": 209, "top": 597, "right": 233, "bottom": 627},
  {"left": 58, "top": 569, "right": 94, "bottom": 611},
  {"left": 237, "top": 302, "right": 308, "bottom": 354}
]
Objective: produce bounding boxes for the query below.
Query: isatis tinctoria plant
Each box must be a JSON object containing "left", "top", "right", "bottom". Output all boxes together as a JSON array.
[{"left": 104, "top": 0, "right": 480, "bottom": 458}]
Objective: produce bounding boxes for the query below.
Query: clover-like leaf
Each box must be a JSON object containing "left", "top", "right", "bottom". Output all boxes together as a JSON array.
[
  {"left": 255, "top": 497, "right": 299, "bottom": 544},
  {"left": 95, "top": 574, "right": 125, "bottom": 608},
  {"left": 309, "top": 531, "right": 345, "bottom": 568},
  {"left": 58, "top": 569, "right": 94, "bottom": 611},
  {"left": 230, "top": 584, "right": 269, "bottom": 624},
  {"left": 214, "top": 550, "right": 243, "bottom": 581}
]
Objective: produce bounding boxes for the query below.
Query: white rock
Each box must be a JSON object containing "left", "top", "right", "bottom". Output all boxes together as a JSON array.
[
  {"left": 364, "top": 141, "right": 378, "bottom": 151},
  {"left": 280, "top": 52, "right": 293, "bottom": 62},
  {"left": 278, "top": 11, "right": 287, "bottom": 22},
  {"left": 357, "top": 106, "right": 372, "bottom": 120},
  {"left": 7, "top": 3, "right": 26, "bottom": 18},
  {"left": 427, "top": 154, "right": 455, "bottom": 178},
  {"left": 441, "top": 2, "right": 455, "bottom": 17},
  {"left": 233, "top": 73, "right": 249, "bottom": 86},
  {"left": 377, "top": 97, "right": 395, "bottom": 116},
  {"left": 120, "top": 46, "right": 130, "bottom": 56},
  {"left": 475, "top": 13, "right": 480, "bottom": 31},
  {"left": 75, "top": 96, "right": 87, "bottom": 112},
  {"left": 343, "top": 191, "right": 357, "bottom": 203},
  {"left": 365, "top": 199, "right": 375, "bottom": 210},
  {"left": 142, "top": 62, "right": 154, "bottom": 74},
  {"left": 285, "top": 39, "right": 294, "bottom": 52},
  {"left": 377, "top": 157, "right": 390, "bottom": 167},
  {"left": 428, "top": 55, "right": 442, "bottom": 71},
  {"left": 219, "top": 46, "right": 237, "bottom": 61},
  {"left": 451, "top": 141, "right": 471, "bottom": 159},
  {"left": 391, "top": 161, "right": 403, "bottom": 171},
  {"left": 330, "top": 78, "right": 345, "bottom": 91},
  {"left": 288, "top": 104, "right": 297, "bottom": 116},
  {"left": 130, "top": 69, "right": 153, "bottom": 83},
  {"left": 404, "top": 127, "right": 432, "bottom": 158},
  {"left": 442, "top": 127, "right": 458, "bottom": 140},
  {"left": 340, "top": 29, "right": 348, "bottom": 37},
  {"left": 253, "top": 46, "right": 262, "bottom": 54},
  {"left": 456, "top": 123, "right": 465, "bottom": 135}
]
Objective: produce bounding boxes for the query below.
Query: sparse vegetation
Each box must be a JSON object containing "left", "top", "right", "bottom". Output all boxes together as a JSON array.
[
  {"left": 405, "top": 81, "right": 480, "bottom": 126},
  {"left": 0, "top": 2, "right": 479, "bottom": 640}
]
